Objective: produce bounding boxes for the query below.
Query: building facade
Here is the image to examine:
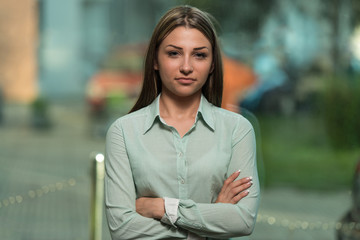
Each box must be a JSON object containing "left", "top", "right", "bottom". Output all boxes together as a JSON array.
[{"left": 0, "top": 0, "right": 38, "bottom": 103}]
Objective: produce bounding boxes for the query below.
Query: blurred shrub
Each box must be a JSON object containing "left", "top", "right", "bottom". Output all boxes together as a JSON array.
[
  {"left": 30, "top": 97, "right": 52, "bottom": 129},
  {"left": 105, "top": 91, "right": 134, "bottom": 117},
  {"left": 320, "top": 74, "right": 360, "bottom": 149}
]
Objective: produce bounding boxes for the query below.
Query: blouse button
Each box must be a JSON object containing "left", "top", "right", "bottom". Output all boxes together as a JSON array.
[{"left": 180, "top": 179, "right": 185, "bottom": 184}]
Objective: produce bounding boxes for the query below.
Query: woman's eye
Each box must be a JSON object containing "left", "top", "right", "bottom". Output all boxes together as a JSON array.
[
  {"left": 167, "top": 51, "right": 179, "bottom": 57},
  {"left": 194, "top": 52, "right": 207, "bottom": 59}
]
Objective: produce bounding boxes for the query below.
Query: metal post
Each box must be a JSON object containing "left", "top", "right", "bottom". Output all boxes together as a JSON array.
[
  {"left": 90, "top": 152, "right": 105, "bottom": 240},
  {"left": 0, "top": 87, "right": 3, "bottom": 125}
]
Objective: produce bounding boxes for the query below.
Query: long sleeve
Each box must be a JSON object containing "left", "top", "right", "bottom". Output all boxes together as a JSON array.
[
  {"left": 104, "top": 120, "right": 187, "bottom": 239},
  {"left": 163, "top": 125, "right": 260, "bottom": 239}
]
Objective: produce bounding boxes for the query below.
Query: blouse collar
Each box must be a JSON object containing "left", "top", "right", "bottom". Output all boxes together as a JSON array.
[{"left": 143, "top": 94, "right": 215, "bottom": 134}]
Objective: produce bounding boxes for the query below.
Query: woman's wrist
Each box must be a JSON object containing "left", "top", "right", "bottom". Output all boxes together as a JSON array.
[
  {"left": 154, "top": 198, "right": 165, "bottom": 219},
  {"left": 136, "top": 197, "right": 165, "bottom": 219}
]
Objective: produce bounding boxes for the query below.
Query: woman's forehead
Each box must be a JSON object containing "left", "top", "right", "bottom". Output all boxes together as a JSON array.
[{"left": 160, "top": 26, "right": 212, "bottom": 49}]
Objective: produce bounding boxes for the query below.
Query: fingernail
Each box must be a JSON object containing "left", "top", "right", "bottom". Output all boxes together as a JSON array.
[
  {"left": 237, "top": 169, "right": 241, "bottom": 173},
  {"left": 248, "top": 176, "right": 253, "bottom": 180}
]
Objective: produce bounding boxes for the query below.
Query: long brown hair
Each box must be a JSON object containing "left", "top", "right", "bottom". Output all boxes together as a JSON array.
[{"left": 129, "top": 5, "right": 223, "bottom": 113}]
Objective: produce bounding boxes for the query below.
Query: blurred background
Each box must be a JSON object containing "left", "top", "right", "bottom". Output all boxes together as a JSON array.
[{"left": 1, "top": 0, "right": 360, "bottom": 239}]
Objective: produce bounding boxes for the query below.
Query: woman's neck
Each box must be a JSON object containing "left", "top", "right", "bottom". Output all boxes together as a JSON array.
[{"left": 159, "top": 92, "right": 201, "bottom": 121}]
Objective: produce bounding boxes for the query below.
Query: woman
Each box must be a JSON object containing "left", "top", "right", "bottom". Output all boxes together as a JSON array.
[{"left": 105, "top": 5, "right": 260, "bottom": 240}]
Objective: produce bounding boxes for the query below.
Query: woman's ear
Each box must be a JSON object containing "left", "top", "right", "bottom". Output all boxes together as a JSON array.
[{"left": 154, "top": 61, "right": 159, "bottom": 70}]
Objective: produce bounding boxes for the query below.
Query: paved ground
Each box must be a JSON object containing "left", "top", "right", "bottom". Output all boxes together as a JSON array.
[{"left": 0, "top": 102, "right": 352, "bottom": 240}]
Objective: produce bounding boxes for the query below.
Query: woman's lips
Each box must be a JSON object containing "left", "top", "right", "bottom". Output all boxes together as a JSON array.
[{"left": 175, "top": 78, "right": 195, "bottom": 84}]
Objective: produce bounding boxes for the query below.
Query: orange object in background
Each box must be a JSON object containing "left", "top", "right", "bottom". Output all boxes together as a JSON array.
[
  {"left": 222, "top": 55, "right": 257, "bottom": 112},
  {"left": 86, "top": 71, "right": 142, "bottom": 115},
  {"left": 86, "top": 44, "right": 146, "bottom": 116}
]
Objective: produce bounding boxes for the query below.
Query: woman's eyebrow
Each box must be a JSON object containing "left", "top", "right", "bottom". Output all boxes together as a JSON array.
[
  {"left": 194, "top": 46, "right": 209, "bottom": 50},
  {"left": 166, "top": 44, "right": 182, "bottom": 49},
  {"left": 165, "top": 45, "right": 209, "bottom": 51}
]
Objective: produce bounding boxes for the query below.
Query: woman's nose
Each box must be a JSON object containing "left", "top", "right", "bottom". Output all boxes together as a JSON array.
[{"left": 180, "top": 58, "right": 193, "bottom": 74}]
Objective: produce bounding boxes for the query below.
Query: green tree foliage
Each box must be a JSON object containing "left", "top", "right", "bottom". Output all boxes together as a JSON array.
[{"left": 320, "top": 74, "right": 360, "bottom": 149}]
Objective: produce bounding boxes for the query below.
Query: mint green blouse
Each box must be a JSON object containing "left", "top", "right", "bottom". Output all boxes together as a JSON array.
[{"left": 105, "top": 94, "right": 260, "bottom": 240}]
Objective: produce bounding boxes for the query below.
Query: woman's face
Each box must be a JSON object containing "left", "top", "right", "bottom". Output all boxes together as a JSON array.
[{"left": 155, "top": 26, "right": 213, "bottom": 98}]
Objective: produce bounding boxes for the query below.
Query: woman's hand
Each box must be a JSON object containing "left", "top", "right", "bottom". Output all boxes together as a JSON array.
[
  {"left": 215, "top": 170, "right": 253, "bottom": 204},
  {"left": 136, "top": 197, "right": 165, "bottom": 219}
]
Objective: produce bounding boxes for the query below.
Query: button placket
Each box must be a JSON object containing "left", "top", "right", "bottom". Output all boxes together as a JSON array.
[
  {"left": 178, "top": 149, "right": 185, "bottom": 183},
  {"left": 174, "top": 135, "right": 188, "bottom": 198}
]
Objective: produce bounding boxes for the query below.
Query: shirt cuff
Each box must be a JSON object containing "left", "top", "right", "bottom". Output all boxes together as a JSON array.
[{"left": 160, "top": 197, "right": 179, "bottom": 227}]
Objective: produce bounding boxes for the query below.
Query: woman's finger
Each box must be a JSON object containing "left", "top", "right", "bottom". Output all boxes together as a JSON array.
[
  {"left": 229, "top": 181, "right": 253, "bottom": 197},
  {"left": 231, "top": 190, "right": 250, "bottom": 204},
  {"left": 216, "top": 173, "right": 253, "bottom": 203},
  {"left": 230, "top": 176, "right": 253, "bottom": 188},
  {"left": 223, "top": 170, "right": 241, "bottom": 186}
]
